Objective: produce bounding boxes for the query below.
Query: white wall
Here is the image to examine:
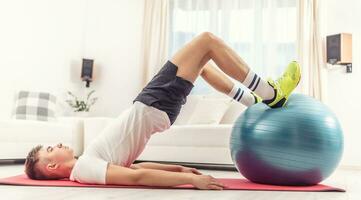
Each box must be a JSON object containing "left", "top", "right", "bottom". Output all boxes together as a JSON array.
[
  {"left": 322, "top": 0, "right": 361, "bottom": 167},
  {"left": 80, "top": 0, "right": 144, "bottom": 117},
  {"left": 0, "top": 0, "right": 144, "bottom": 119},
  {"left": 1, "top": 0, "right": 360, "bottom": 167}
]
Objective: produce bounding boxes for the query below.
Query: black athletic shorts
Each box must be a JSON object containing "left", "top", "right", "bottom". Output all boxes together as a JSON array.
[{"left": 133, "top": 61, "right": 194, "bottom": 124}]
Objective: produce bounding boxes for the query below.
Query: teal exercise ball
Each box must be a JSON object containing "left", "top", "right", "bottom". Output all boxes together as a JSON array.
[{"left": 230, "top": 94, "right": 343, "bottom": 186}]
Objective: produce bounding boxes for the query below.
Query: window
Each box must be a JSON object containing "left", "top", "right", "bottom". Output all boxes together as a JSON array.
[{"left": 169, "top": 0, "right": 297, "bottom": 94}]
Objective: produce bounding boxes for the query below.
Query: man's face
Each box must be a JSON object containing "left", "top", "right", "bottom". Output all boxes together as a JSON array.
[{"left": 38, "top": 143, "right": 74, "bottom": 164}]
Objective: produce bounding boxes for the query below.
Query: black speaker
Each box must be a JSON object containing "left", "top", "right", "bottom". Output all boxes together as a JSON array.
[
  {"left": 326, "top": 33, "right": 352, "bottom": 73},
  {"left": 326, "top": 34, "right": 341, "bottom": 64},
  {"left": 81, "top": 58, "right": 94, "bottom": 87}
]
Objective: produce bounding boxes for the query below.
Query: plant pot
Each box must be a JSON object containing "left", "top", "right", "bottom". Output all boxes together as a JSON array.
[{"left": 73, "top": 111, "right": 90, "bottom": 118}]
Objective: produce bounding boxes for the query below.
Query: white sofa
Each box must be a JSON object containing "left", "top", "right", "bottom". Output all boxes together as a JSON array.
[
  {"left": 0, "top": 94, "right": 245, "bottom": 165},
  {"left": 83, "top": 95, "right": 246, "bottom": 165},
  {"left": 0, "top": 117, "right": 84, "bottom": 160}
]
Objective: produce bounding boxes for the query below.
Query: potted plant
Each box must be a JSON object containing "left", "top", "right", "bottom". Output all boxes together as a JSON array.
[{"left": 65, "top": 90, "right": 98, "bottom": 117}]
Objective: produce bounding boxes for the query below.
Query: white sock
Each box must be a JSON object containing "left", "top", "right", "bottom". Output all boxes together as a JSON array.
[
  {"left": 228, "top": 84, "right": 257, "bottom": 107},
  {"left": 242, "top": 70, "right": 275, "bottom": 101}
]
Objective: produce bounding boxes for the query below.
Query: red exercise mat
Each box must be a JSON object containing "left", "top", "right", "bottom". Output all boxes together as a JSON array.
[{"left": 0, "top": 174, "right": 345, "bottom": 192}]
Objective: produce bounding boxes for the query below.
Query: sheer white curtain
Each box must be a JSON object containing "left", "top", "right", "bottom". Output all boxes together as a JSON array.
[
  {"left": 297, "top": 0, "right": 326, "bottom": 101},
  {"left": 169, "top": 0, "right": 297, "bottom": 94},
  {"left": 141, "top": 0, "right": 170, "bottom": 85}
]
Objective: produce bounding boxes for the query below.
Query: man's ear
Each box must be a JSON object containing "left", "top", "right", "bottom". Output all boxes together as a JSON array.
[{"left": 46, "top": 163, "right": 59, "bottom": 172}]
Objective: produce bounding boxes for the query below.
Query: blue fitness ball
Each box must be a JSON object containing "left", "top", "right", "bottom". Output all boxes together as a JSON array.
[{"left": 230, "top": 94, "right": 343, "bottom": 186}]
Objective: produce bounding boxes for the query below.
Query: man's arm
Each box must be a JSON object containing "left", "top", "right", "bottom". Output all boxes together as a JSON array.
[
  {"left": 130, "top": 162, "right": 181, "bottom": 171},
  {"left": 130, "top": 162, "right": 202, "bottom": 174},
  {"left": 105, "top": 164, "right": 224, "bottom": 190}
]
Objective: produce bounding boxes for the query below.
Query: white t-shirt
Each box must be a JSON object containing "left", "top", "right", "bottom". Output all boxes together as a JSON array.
[{"left": 69, "top": 102, "right": 170, "bottom": 184}]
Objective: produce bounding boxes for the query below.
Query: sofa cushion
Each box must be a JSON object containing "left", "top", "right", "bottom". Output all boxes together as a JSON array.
[
  {"left": 0, "top": 117, "right": 83, "bottom": 159},
  {"left": 187, "top": 97, "right": 231, "bottom": 125},
  {"left": 173, "top": 95, "right": 202, "bottom": 125},
  {"left": 12, "top": 90, "right": 57, "bottom": 121},
  {"left": 219, "top": 100, "right": 247, "bottom": 124}
]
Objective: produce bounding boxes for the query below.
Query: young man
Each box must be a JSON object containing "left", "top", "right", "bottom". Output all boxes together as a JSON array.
[{"left": 25, "top": 32, "right": 301, "bottom": 190}]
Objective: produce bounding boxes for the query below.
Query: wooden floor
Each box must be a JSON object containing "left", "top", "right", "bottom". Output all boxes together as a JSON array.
[{"left": 0, "top": 164, "right": 359, "bottom": 200}]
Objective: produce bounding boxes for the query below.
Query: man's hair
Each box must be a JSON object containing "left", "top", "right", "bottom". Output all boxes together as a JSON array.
[{"left": 24, "top": 145, "right": 59, "bottom": 180}]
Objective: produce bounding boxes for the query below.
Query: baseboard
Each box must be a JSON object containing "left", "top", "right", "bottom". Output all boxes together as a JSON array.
[
  {"left": 338, "top": 165, "right": 361, "bottom": 171},
  {"left": 0, "top": 159, "right": 25, "bottom": 165}
]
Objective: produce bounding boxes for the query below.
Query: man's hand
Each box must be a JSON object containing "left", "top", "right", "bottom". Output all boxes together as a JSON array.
[
  {"left": 191, "top": 174, "right": 225, "bottom": 190},
  {"left": 179, "top": 166, "right": 202, "bottom": 175}
]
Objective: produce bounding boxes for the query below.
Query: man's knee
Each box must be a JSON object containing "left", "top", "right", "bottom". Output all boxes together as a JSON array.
[
  {"left": 200, "top": 31, "right": 215, "bottom": 39},
  {"left": 199, "top": 32, "right": 216, "bottom": 42},
  {"left": 198, "top": 32, "right": 222, "bottom": 48}
]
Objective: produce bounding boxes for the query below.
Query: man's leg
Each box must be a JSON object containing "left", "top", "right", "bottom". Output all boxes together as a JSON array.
[
  {"left": 200, "top": 63, "right": 233, "bottom": 94},
  {"left": 200, "top": 62, "right": 261, "bottom": 107},
  {"left": 171, "top": 32, "right": 249, "bottom": 83},
  {"left": 171, "top": 32, "right": 301, "bottom": 108}
]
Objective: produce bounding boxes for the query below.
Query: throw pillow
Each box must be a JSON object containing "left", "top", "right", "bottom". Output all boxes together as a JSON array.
[
  {"left": 173, "top": 95, "right": 203, "bottom": 125},
  {"left": 12, "top": 90, "right": 57, "bottom": 121},
  {"left": 187, "top": 96, "right": 231, "bottom": 125},
  {"left": 219, "top": 100, "right": 247, "bottom": 124}
]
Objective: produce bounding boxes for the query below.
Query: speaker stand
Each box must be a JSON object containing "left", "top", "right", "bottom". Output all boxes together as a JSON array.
[{"left": 346, "top": 63, "right": 352, "bottom": 73}]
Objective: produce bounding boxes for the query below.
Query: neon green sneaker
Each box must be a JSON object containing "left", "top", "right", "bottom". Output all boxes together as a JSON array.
[
  {"left": 263, "top": 61, "right": 301, "bottom": 108},
  {"left": 251, "top": 91, "right": 263, "bottom": 104}
]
